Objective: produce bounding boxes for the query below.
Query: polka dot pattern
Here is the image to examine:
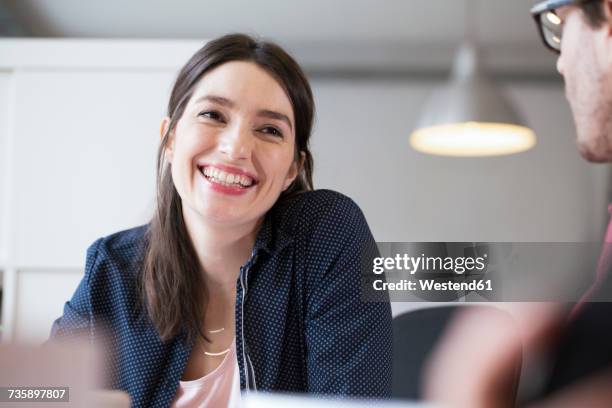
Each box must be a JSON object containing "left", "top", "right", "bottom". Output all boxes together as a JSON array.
[{"left": 49, "top": 189, "right": 392, "bottom": 406}]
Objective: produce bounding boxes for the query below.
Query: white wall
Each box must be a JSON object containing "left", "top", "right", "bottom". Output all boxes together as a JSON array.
[
  {"left": 0, "top": 39, "right": 609, "bottom": 343},
  {"left": 310, "top": 80, "right": 610, "bottom": 317},
  {"left": 312, "top": 80, "right": 609, "bottom": 242}
]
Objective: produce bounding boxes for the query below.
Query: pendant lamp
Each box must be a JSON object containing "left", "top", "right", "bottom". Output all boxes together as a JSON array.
[{"left": 410, "top": 5, "right": 536, "bottom": 157}]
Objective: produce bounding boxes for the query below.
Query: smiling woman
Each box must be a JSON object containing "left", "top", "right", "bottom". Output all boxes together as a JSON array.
[{"left": 48, "top": 34, "right": 392, "bottom": 407}]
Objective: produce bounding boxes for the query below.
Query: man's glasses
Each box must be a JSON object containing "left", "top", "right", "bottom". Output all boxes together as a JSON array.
[{"left": 530, "top": 0, "right": 574, "bottom": 53}]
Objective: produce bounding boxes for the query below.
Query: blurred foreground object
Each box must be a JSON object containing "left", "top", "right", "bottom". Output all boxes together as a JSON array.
[
  {"left": 423, "top": 303, "right": 563, "bottom": 408},
  {"left": 88, "top": 389, "right": 131, "bottom": 408},
  {"left": 244, "top": 392, "right": 430, "bottom": 407},
  {"left": 0, "top": 340, "right": 129, "bottom": 407},
  {"left": 391, "top": 305, "right": 520, "bottom": 400}
]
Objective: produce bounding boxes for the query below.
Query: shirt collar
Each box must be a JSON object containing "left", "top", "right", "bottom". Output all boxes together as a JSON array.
[{"left": 252, "top": 201, "right": 294, "bottom": 257}]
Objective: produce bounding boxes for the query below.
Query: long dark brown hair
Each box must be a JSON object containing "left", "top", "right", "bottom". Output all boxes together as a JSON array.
[{"left": 141, "top": 33, "right": 315, "bottom": 343}]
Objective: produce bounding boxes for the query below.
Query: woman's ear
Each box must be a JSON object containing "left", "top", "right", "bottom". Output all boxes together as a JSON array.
[
  {"left": 160, "top": 117, "right": 174, "bottom": 163},
  {"left": 283, "top": 151, "right": 306, "bottom": 191}
]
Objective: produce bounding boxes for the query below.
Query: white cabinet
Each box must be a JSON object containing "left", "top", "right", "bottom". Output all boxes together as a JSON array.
[
  {"left": 11, "top": 69, "right": 163, "bottom": 267},
  {"left": 0, "top": 73, "right": 11, "bottom": 265},
  {"left": 14, "top": 269, "right": 83, "bottom": 344}
]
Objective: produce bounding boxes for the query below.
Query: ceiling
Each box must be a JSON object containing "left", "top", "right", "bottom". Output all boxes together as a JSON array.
[{"left": 0, "top": 0, "right": 557, "bottom": 78}]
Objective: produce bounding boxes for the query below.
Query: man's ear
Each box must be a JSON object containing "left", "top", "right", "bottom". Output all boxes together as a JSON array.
[
  {"left": 160, "top": 117, "right": 174, "bottom": 163},
  {"left": 605, "top": 0, "right": 612, "bottom": 30},
  {"left": 594, "top": 0, "right": 612, "bottom": 67},
  {"left": 283, "top": 151, "right": 306, "bottom": 191}
]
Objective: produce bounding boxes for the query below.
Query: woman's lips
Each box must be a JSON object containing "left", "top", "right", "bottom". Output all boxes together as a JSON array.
[
  {"left": 198, "top": 165, "right": 256, "bottom": 196},
  {"left": 198, "top": 163, "right": 258, "bottom": 184}
]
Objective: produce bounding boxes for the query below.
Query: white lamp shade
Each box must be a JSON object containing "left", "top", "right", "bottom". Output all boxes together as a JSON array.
[{"left": 410, "top": 44, "right": 536, "bottom": 157}]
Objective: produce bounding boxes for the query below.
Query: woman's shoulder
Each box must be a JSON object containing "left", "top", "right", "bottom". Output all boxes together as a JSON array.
[
  {"left": 89, "top": 224, "right": 148, "bottom": 262},
  {"left": 276, "top": 189, "right": 370, "bottom": 241},
  {"left": 83, "top": 224, "right": 149, "bottom": 285},
  {"left": 280, "top": 189, "right": 363, "bottom": 219}
]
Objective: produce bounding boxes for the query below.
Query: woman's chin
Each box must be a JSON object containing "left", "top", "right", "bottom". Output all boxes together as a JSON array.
[{"left": 197, "top": 208, "right": 244, "bottom": 225}]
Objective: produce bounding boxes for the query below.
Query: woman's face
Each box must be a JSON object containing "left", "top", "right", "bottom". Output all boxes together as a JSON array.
[{"left": 163, "top": 61, "right": 300, "bottom": 228}]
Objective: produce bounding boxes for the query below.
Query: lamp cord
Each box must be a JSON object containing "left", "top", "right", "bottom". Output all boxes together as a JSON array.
[{"left": 464, "top": 0, "right": 478, "bottom": 46}]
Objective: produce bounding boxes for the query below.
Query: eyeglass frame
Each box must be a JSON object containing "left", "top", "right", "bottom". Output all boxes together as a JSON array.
[{"left": 530, "top": 0, "right": 575, "bottom": 53}]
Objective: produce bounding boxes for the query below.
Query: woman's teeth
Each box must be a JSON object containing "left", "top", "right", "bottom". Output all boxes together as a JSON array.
[{"left": 201, "top": 167, "right": 254, "bottom": 188}]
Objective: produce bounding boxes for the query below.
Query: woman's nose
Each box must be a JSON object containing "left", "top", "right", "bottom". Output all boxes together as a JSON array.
[{"left": 218, "top": 123, "right": 253, "bottom": 161}]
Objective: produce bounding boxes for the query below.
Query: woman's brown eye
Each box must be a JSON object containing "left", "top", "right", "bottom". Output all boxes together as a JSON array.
[
  {"left": 199, "top": 111, "right": 223, "bottom": 122},
  {"left": 260, "top": 126, "right": 283, "bottom": 137}
]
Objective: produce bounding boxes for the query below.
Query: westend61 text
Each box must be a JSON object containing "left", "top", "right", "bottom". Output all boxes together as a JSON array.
[{"left": 372, "top": 279, "right": 493, "bottom": 292}]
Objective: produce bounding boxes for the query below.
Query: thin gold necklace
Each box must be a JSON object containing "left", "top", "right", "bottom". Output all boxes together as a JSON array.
[
  {"left": 203, "top": 327, "right": 230, "bottom": 357},
  {"left": 208, "top": 327, "right": 225, "bottom": 334},
  {"left": 204, "top": 348, "right": 230, "bottom": 357}
]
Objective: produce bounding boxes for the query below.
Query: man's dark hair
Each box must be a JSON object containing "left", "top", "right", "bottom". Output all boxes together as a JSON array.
[{"left": 577, "top": 0, "right": 607, "bottom": 26}]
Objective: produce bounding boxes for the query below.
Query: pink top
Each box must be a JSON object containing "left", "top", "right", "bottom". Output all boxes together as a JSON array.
[{"left": 171, "top": 339, "right": 241, "bottom": 408}]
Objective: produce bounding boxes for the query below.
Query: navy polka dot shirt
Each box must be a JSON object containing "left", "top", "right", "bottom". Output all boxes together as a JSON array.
[{"left": 50, "top": 189, "right": 392, "bottom": 407}]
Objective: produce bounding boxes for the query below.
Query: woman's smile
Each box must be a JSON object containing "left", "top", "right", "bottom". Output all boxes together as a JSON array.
[{"left": 198, "top": 163, "right": 258, "bottom": 196}]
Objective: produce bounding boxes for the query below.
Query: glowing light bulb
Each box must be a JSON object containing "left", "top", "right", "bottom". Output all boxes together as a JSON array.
[{"left": 410, "top": 122, "right": 536, "bottom": 157}]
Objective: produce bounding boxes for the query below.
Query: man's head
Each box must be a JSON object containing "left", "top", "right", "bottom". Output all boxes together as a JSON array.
[{"left": 532, "top": 0, "right": 612, "bottom": 162}]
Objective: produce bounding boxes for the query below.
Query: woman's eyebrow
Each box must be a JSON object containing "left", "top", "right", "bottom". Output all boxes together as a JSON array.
[
  {"left": 258, "top": 110, "right": 293, "bottom": 131},
  {"left": 193, "top": 94, "right": 292, "bottom": 130},
  {"left": 193, "top": 94, "right": 234, "bottom": 107}
]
